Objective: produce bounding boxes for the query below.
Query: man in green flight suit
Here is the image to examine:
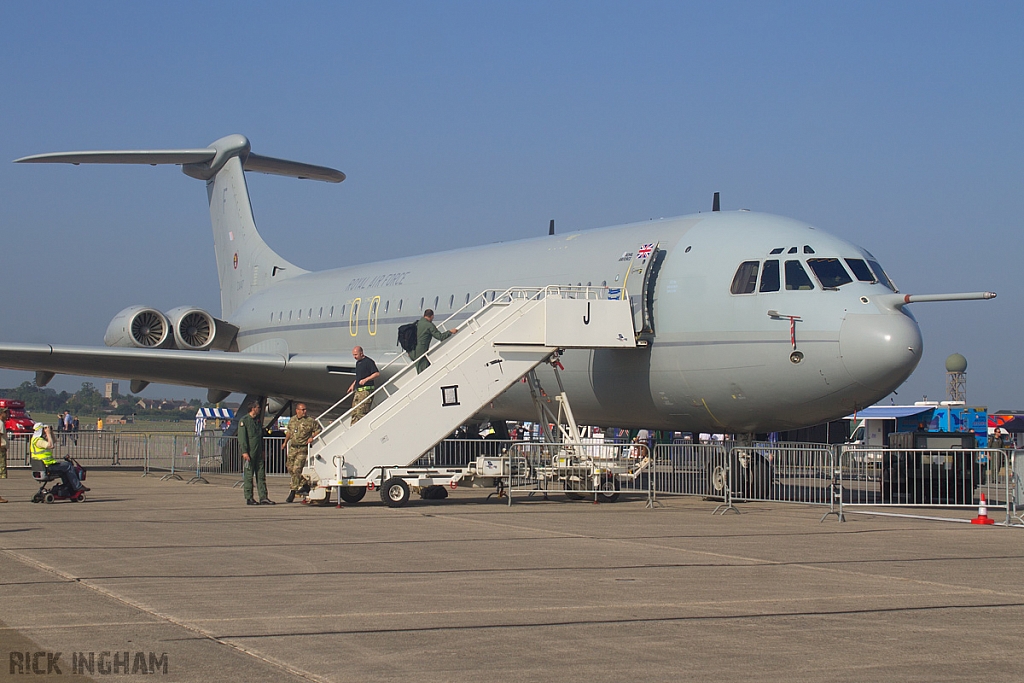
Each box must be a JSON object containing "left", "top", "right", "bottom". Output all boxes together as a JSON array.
[
  {"left": 284, "top": 402, "right": 321, "bottom": 503},
  {"left": 410, "top": 309, "right": 459, "bottom": 373},
  {"left": 239, "top": 401, "right": 274, "bottom": 505}
]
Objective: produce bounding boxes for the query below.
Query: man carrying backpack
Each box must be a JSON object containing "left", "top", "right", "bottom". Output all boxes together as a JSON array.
[{"left": 411, "top": 309, "right": 458, "bottom": 373}]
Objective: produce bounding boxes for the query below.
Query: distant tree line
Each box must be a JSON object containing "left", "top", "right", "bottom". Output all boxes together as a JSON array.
[{"left": 0, "top": 381, "right": 207, "bottom": 418}]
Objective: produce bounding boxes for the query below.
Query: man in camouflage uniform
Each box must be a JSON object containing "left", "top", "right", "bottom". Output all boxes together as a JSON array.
[
  {"left": 348, "top": 346, "right": 380, "bottom": 424},
  {"left": 284, "top": 403, "right": 321, "bottom": 503}
]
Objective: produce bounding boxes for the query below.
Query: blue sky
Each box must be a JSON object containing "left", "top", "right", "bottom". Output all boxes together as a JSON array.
[{"left": 0, "top": 1, "right": 1020, "bottom": 411}]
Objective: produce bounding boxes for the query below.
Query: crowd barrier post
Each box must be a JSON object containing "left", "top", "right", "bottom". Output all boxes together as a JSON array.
[
  {"left": 142, "top": 435, "right": 151, "bottom": 477},
  {"left": 1008, "top": 450, "right": 1023, "bottom": 526},
  {"left": 160, "top": 434, "right": 183, "bottom": 481},
  {"left": 186, "top": 434, "right": 209, "bottom": 484},
  {"left": 820, "top": 446, "right": 845, "bottom": 522}
]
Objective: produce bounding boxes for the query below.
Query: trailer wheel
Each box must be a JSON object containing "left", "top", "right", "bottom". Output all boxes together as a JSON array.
[
  {"left": 381, "top": 478, "right": 411, "bottom": 508},
  {"left": 563, "top": 479, "right": 585, "bottom": 500},
  {"left": 312, "top": 495, "right": 334, "bottom": 507},
  {"left": 338, "top": 486, "right": 366, "bottom": 504},
  {"left": 597, "top": 477, "right": 620, "bottom": 503}
]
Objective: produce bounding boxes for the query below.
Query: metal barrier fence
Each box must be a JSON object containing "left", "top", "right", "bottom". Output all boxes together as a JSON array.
[
  {"left": 839, "top": 446, "right": 1008, "bottom": 507},
  {"left": 739, "top": 443, "right": 835, "bottom": 504},
  {"left": 6, "top": 431, "right": 1022, "bottom": 524},
  {"left": 649, "top": 443, "right": 728, "bottom": 499},
  {"left": 3, "top": 431, "right": 290, "bottom": 482},
  {"left": 412, "top": 438, "right": 517, "bottom": 468}
]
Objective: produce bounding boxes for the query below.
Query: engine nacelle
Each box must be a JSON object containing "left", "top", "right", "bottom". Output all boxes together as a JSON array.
[
  {"left": 166, "top": 306, "right": 239, "bottom": 351},
  {"left": 104, "top": 306, "right": 173, "bottom": 348}
]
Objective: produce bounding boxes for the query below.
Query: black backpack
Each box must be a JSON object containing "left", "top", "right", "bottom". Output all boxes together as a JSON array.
[{"left": 397, "top": 323, "right": 418, "bottom": 353}]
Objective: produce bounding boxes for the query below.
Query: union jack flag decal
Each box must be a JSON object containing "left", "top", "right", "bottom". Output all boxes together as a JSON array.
[{"left": 637, "top": 243, "right": 654, "bottom": 261}]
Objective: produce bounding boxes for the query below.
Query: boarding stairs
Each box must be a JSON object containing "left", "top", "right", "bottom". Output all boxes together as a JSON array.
[{"left": 306, "top": 286, "right": 636, "bottom": 497}]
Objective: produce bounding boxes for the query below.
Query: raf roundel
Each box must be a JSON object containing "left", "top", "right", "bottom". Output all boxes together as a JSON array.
[{"left": 233, "top": 253, "right": 238, "bottom": 270}]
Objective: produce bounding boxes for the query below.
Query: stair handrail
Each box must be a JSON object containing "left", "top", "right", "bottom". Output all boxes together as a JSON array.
[
  {"left": 314, "top": 286, "right": 544, "bottom": 431},
  {"left": 313, "top": 284, "right": 628, "bottom": 436}
]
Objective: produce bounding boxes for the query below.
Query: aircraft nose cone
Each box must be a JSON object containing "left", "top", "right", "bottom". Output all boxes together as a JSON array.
[{"left": 839, "top": 312, "right": 923, "bottom": 392}]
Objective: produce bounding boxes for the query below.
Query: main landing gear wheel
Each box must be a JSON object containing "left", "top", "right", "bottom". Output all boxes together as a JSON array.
[
  {"left": 381, "top": 478, "right": 411, "bottom": 508},
  {"left": 596, "top": 477, "right": 620, "bottom": 503},
  {"left": 338, "top": 486, "right": 367, "bottom": 504}
]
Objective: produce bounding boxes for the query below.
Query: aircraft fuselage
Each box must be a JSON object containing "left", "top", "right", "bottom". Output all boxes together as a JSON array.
[{"left": 230, "top": 210, "right": 922, "bottom": 433}]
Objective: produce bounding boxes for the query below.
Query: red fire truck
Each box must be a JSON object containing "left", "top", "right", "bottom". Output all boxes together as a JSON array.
[{"left": 0, "top": 399, "right": 37, "bottom": 434}]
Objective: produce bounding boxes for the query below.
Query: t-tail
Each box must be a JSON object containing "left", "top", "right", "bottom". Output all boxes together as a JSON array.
[{"left": 15, "top": 134, "right": 344, "bottom": 319}]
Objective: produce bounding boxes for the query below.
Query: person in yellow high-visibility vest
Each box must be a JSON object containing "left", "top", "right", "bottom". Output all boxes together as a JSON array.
[{"left": 31, "top": 423, "right": 87, "bottom": 494}]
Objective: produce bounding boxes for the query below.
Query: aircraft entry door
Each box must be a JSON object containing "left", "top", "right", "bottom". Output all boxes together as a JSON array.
[{"left": 621, "top": 241, "right": 662, "bottom": 341}]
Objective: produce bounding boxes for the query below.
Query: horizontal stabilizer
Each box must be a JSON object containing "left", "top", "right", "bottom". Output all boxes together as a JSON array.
[
  {"left": 15, "top": 149, "right": 215, "bottom": 165},
  {"left": 14, "top": 134, "right": 345, "bottom": 183},
  {"left": 243, "top": 153, "right": 345, "bottom": 182}
]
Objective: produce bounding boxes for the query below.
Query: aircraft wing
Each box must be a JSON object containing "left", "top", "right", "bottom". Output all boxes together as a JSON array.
[{"left": 0, "top": 344, "right": 357, "bottom": 403}]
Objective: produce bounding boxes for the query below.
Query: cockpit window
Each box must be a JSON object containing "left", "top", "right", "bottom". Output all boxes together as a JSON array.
[
  {"left": 867, "top": 260, "right": 897, "bottom": 292},
  {"left": 845, "top": 258, "right": 875, "bottom": 282},
  {"left": 785, "top": 260, "right": 815, "bottom": 290},
  {"left": 730, "top": 261, "right": 760, "bottom": 294},
  {"left": 759, "top": 259, "right": 780, "bottom": 292},
  {"left": 807, "top": 258, "right": 852, "bottom": 289}
]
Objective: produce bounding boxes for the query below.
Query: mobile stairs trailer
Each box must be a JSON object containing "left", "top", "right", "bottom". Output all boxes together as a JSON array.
[{"left": 303, "top": 286, "right": 641, "bottom": 507}]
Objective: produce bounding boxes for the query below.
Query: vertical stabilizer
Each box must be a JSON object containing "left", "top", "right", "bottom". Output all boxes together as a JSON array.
[
  {"left": 206, "top": 155, "right": 307, "bottom": 318},
  {"left": 15, "top": 134, "right": 345, "bottom": 320}
]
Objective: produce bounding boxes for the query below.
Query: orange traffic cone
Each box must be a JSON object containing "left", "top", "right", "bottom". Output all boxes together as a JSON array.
[{"left": 971, "top": 493, "right": 996, "bottom": 525}]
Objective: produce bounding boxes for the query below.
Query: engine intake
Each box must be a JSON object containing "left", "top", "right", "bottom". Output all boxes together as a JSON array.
[
  {"left": 104, "top": 306, "right": 173, "bottom": 348},
  {"left": 166, "top": 306, "right": 239, "bottom": 351}
]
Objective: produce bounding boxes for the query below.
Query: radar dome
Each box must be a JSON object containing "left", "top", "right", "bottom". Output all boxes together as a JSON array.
[{"left": 945, "top": 353, "right": 967, "bottom": 373}]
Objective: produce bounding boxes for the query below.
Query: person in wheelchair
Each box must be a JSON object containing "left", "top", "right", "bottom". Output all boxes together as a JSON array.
[{"left": 30, "top": 423, "right": 88, "bottom": 495}]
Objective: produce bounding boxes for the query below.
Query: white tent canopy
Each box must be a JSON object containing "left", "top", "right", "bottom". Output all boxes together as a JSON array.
[{"left": 195, "top": 407, "right": 234, "bottom": 434}]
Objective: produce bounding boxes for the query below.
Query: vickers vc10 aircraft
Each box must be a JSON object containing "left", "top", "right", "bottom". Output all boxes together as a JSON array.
[{"left": 5, "top": 134, "right": 994, "bottom": 435}]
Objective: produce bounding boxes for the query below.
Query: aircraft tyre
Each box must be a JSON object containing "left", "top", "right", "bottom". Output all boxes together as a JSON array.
[
  {"left": 596, "top": 476, "right": 620, "bottom": 503},
  {"left": 744, "top": 457, "right": 773, "bottom": 500},
  {"left": 706, "top": 463, "right": 728, "bottom": 500},
  {"left": 879, "top": 467, "right": 895, "bottom": 504},
  {"left": 381, "top": 478, "right": 411, "bottom": 508},
  {"left": 338, "top": 486, "right": 366, "bottom": 504}
]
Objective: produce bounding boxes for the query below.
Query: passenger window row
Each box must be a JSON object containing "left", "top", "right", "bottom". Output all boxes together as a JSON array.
[{"left": 268, "top": 292, "right": 486, "bottom": 324}]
